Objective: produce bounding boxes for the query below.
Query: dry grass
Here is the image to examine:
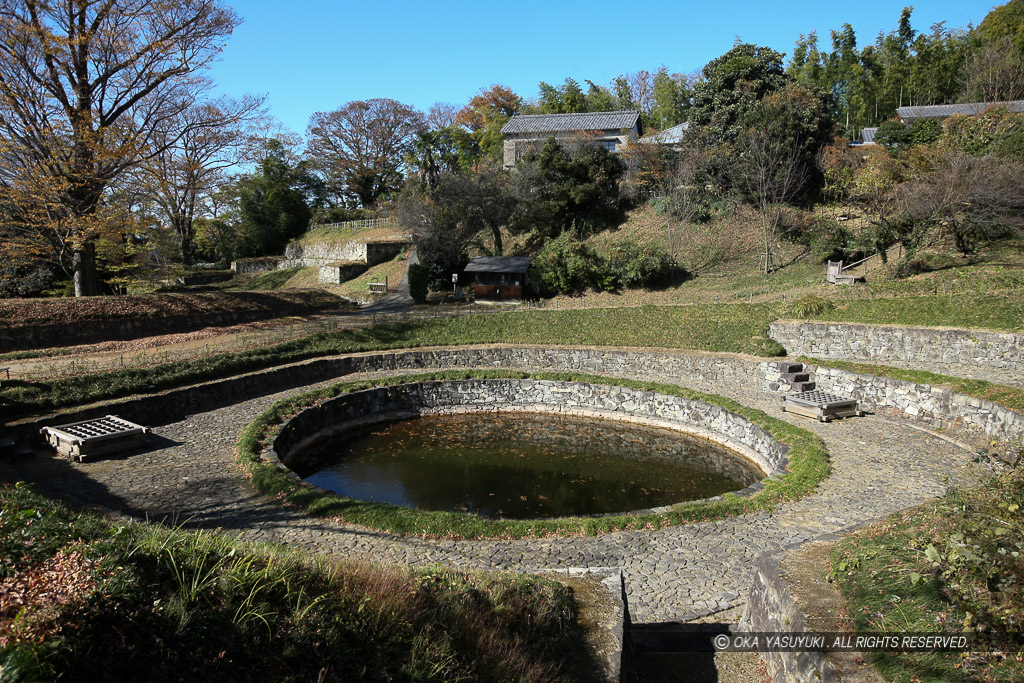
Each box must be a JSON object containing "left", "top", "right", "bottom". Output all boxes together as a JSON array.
[
  {"left": 293, "top": 223, "right": 413, "bottom": 246},
  {"left": 336, "top": 254, "right": 410, "bottom": 302}
]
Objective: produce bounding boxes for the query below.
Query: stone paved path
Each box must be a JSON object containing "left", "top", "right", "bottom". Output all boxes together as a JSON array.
[
  {"left": 361, "top": 247, "right": 417, "bottom": 314},
  {"left": 6, "top": 361, "right": 990, "bottom": 626}
]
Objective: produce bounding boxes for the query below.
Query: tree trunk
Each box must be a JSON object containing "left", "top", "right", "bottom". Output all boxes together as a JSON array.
[
  {"left": 491, "top": 225, "right": 503, "bottom": 256},
  {"left": 178, "top": 219, "right": 194, "bottom": 266},
  {"left": 72, "top": 242, "right": 99, "bottom": 297}
]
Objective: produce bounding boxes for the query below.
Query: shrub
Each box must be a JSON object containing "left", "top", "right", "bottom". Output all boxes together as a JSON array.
[
  {"left": 532, "top": 235, "right": 679, "bottom": 295},
  {"left": 874, "top": 119, "right": 910, "bottom": 149},
  {"left": 602, "top": 240, "right": 676, "bottom": 290},
  {"left": 531, "top": 232, "right": 600, "bottom": 295},
  {"left": 943, "top": 109, "right": 1024, "bottom": 160},
  {"left": 407, "top": 263, "right": 428, "bottom": 304},
  {"left": 908, "top": 118, "right": 942, "bottom": 146},
  {"left": 811, "top": 219, "right": 855, "bottom": 262}
]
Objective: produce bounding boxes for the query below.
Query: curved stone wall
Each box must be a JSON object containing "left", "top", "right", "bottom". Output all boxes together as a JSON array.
[
  {"left": 769, "top": 320, "right": 1024, "bottom": 376},
  {"left": 270, "top": 379, "right": 790, "bottom": 495},
  {"left": 15, "top": 345, "right": 1023, "bottom": 457}
]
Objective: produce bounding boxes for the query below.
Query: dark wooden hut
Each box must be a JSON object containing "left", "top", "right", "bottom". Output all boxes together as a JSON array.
[{"left": 464, "top": 256, "right": 531, "bottom": 301}]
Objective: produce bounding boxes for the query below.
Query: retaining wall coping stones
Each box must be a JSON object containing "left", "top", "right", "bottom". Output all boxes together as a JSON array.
[
  {"left": 740, "top": 551, "right": 837, "bottom": 683},
  {"left": 5, "top": 344, "right": 1021, "bottom": 460}
]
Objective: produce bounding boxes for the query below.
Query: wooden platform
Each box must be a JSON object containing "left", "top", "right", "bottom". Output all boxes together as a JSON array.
[
  {"left": 42, "top": 415, "right": 150, "bottom": 462},
  {"left": 783, "top": 391, "right": 863, "bottom": 422}
]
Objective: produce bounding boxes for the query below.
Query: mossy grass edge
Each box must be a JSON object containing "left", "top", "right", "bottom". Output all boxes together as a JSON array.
[{"left": 236, "top": 369, "right": 829, "bottom": 540}]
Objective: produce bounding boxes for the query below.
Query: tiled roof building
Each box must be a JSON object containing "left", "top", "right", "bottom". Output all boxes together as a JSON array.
[{"left": 500, "top": 110, "right": 641, "bottom": 168}]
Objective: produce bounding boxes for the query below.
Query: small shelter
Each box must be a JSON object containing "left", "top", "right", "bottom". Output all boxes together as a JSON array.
[{"left": 464, "top": 256, "right": 531, "bottom": 301}]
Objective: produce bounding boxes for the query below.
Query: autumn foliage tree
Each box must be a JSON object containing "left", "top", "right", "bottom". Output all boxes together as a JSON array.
[
  {"left": 455, "top": 85, "right": 521, "bottom": 161},
  {"left": 0, "top": 0, "right": 240, "bottom": 296}
]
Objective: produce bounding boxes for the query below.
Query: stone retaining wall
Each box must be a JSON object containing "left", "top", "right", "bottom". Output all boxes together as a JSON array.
[
  {"left": 270, "top": 379, "right": 789, "bottom": 495},
  {"left": 8, "top": 345, "right": 1023, "bottom": 456},
  {"left": 740, "top": 552, "right": 836, "bottom": 683},
  {"left": 770, "top": 321, "right": 1024, "bottom": 374},
  {"left": 806, "top": 362, "right": 1024, "bottom": 449},
  {"left": 317, "top": 261, "right": 368, "bottom": 284},
  {"left": 230, "top": 257, "right": 281, "bottom": 273},
  {"left": 281, "top": 240, "right": 410, "bottom": 270}
]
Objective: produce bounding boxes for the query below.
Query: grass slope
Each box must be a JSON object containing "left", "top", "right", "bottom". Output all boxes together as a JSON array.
[
  {"left": 0, "top": 290, "right": 348, "bottom": 329},
  {"left": 3, "top": 294, "right": 1021, "bottom": 415},
  {"left": 803, "top": 294, "right": 1023, "bottom": 332},
  {"left": 830, "top": 469, "right": 1024, "bottom": 682}
]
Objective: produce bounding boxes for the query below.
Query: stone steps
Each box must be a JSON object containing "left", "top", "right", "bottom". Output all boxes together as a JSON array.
[{"left": 774, "top": 362, "right": 816, "bottom": 393}]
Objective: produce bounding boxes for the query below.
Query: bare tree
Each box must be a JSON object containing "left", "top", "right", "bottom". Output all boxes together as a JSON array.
[
  {"left": 731, "top": 128, "right": 807, "bottom": 273},
  {"left": 961, "top": 38, "right": 1024, "bottom": 103},
  {"left": 628, "top": 70, "right": 655, "bottom": 113},
  {"left": 902, "top": 152, "right": 1024, "bottom": 256},
  {"left": 0, "top": 0, "right": 239, "bottom": 296},
  {"left": 139, "top": 95, "right": 266, "bottom": 264},
  {"left": 661, "top": 143, "right": 708, "bottom": 263},
  {"left": 305, "top": 98, "right": 425, "bottom": 209},
  {"left": 426, "top": 102, "right": 459, "bottom": 130}
]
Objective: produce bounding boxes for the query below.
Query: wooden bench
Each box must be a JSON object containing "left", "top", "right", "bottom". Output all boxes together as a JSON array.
[{"left": 368, "top": 282, "right": 387, "bottom": 294}]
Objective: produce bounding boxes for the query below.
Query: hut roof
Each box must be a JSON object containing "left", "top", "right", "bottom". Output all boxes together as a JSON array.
[
  {"left": 464, "top": 256, "right": 532, "bottom": 273},
  {"left": 639, "top": 121, "right": 690, "bottom": 144}
]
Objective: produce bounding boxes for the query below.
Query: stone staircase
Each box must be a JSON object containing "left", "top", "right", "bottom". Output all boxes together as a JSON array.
[
  {"left": 773, "top": 361, "right": 816, "bottom": 393},
  {"left": 774, "top": 361, "right": 864, "bottom": 422}
]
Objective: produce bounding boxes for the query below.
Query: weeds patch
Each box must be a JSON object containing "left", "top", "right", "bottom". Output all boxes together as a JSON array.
[
  {"left": 830, "top": 469, "right": 1024, "bottom": 681},
  {"left": 0, "top": 480, "right": 595, "bottom": 682}
]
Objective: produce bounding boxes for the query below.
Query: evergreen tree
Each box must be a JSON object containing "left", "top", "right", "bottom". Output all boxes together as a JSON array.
[
  {"left": 649, "top": 68, "right": 690, "bottom": 130},
  {"left": 690, "top": 43, "right": 790, "bottom": 146},
  {"left": 236, "top": 141, "right": 316, "bottom": 257},
  {"left": 584, "top": 81, "right": 618, "bottom": 112}
]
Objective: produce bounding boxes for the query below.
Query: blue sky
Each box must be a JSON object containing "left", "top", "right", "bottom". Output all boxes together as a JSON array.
[{"left": 210, "top": 0, "right": 1000, "bottom": 135}]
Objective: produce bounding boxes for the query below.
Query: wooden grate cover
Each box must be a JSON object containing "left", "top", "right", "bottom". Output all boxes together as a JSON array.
[
  {"left": 786, "top": 391, "right": 857, "bottom": 408},
  {"left": 783, "top": 391, "right": 861, "bottom": 423},
  {"left": 42, "top": 415, "right": 150, "bottom": 462}
]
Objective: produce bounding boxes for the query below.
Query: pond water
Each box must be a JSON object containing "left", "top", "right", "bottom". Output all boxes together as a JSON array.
[{"left": 293, "top": 412, "right": 763, "bottom": 519}]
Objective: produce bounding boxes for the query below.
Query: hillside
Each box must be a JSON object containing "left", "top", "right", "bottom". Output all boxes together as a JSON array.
[{"left": 526, "top": 202, "right": 1024, "bottom": 308}]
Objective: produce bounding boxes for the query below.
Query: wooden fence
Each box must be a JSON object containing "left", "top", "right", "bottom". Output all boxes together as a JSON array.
[{"left": 309, "top": 216, "right": 395, "bottom": 232}]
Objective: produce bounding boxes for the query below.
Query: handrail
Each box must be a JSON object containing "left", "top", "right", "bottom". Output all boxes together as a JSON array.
[{"left": 839, "top": 243, "right": 903, "bottom": 274}]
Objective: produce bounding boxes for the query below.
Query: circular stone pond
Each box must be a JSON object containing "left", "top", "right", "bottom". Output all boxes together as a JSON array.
[
  {"left": 270, "top": 379, "right": 788, "bottom": 520},
  {"left": 290, "top": 412, "right": 763, "bottom": 518}
]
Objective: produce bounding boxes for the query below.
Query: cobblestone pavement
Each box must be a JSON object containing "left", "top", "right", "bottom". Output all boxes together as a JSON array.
[{"left": 7, "top": 362, "right": 992, "bottom": 626}]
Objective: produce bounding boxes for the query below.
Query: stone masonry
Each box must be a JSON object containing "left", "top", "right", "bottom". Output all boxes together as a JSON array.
[
  {"left": 770, "top": 320, "right": 1024, "bottom": 385},
  {"left": 4, "top": 357, "right": 987, "bottom": 627},
  {"left": 270, "top": 379, "right": 789, "bottom": 482},
  {"left": 10, "top": 346, "right": 1023, "bottom": 457}
]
